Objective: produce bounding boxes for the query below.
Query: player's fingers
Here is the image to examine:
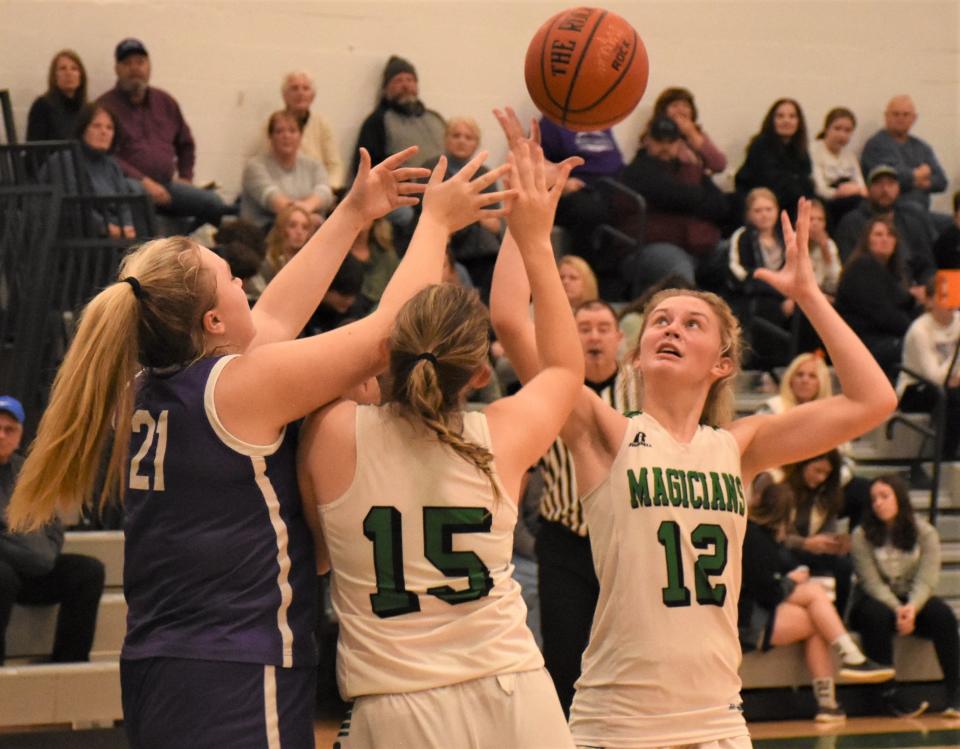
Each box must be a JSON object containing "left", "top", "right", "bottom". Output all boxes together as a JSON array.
[
  {"left": 456, "top": 150, "right": 489, "bottom": 182},
  {"left": 391, "top": 167, "right": 431, "bottom": 182},
  {"left": 476, "top": 189, "right": 517, "bottom": 207},
  {"left": 428, "top": 155, "right": 448, "bottom": 184},
  {"left": 355, "top": 148, "right": 372, "bottom": 180},
  {"left": 379, "top": 145, "right": 419, "bottom": 170},
  {"left": 396, "top": 182, "right": 428, "bottom": 195}
]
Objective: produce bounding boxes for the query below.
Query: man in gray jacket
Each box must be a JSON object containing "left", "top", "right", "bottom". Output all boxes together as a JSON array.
[{"left": 0, "top": 396, "right": 104, "bottom": 664}]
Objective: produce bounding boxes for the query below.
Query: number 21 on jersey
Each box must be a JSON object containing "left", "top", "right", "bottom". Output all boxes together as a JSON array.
[{"left": 129, "top": 409, "right": 169, "bottom": 490}]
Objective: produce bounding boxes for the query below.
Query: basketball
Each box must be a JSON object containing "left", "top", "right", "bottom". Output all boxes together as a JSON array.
[{"left": 524, "top": 7, "right": 649, "bottom": 131}]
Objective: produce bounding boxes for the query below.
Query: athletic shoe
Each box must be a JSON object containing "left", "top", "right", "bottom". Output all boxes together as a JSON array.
[
  {"left": 882, "top": 689, "right": 929, "bottom": 718},
  {"left": 838, "top": 658, "right": 895, "bottom": 683},
  {"left": 815, "top": 705, "right": 846, "bottom": 723}
]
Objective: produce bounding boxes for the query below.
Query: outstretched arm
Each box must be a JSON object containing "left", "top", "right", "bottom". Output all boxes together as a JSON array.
[
  {"left": 217, "top": 153, "right": 515, "bottom": 443},
  {"left": 731, "top": 199, "right": 898, "bottom": 483},
  {"left": 485, "top": 140, "right": 582, "bottom": 489},
  {"left": 249, "top": 146, "right": 429, "bottom": 348}
]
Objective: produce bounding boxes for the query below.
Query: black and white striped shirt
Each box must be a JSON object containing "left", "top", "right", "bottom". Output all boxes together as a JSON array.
[{"left": 538, "top": 367, "right": 640, "bottom": 536}]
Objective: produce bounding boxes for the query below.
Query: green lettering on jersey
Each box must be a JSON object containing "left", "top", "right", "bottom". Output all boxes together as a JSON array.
[
  {"left": 735, "top": 478, "right": 746, "bottom": 515},
  {"left": 709, "top": 472, "right": 726, "bottom": 511},
  {"left": 652, "top": 467, "right": 668, "bottom": 507},
  {"left": 723, "top": 473, "right": 739, "bottom": 513},
  {"left": 627, "top": 468, "right": 651, "bottom": 508},
  {"left": 688, "top": 471, "right": 704, "bottom": 509},
  {"left": 666, "top": 469, "right": 685, "bottom": 507}
]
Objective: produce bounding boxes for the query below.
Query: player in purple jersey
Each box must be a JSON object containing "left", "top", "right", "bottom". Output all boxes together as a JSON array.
[{"left": 8, "top": 145, "right": 513, "bottom": 748}]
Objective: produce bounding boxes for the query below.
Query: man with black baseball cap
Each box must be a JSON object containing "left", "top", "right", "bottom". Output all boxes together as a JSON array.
[
  {"left": 97, "top": 37, "right": 229, "bottom": 229},
  {"left": 617, "top": 115, "right": 730, "bottom": 296},
  {"left": 0, "top": 396, "right": 105, "bottom": 666},
  {"left": 836, "top": 163, "right": 938, "bottom": 288}
]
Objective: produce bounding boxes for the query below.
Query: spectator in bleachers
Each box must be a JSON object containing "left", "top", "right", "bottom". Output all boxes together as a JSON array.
[
  {"left": 421, "top": 117, "right": 502, "bottom": 301},
  {"left": 727, "top": 187, "right": 792, "bottom": 369},
  {"left": 241, "top": 110, "right": 334, "bottom": 231},
  {"left": 932, "top": 190, "right": 960, "bottom": 269},
  {"left": 860, "top": 96, "right": 947, "bottom": 215},
  {"left": 644, "top": 86, "right": 727, "bottom": 173},
  {"left": 849, "top": 474, "right": 959, "bottom": 718},
  {"left": 304, "top": 253, "right": 365, "bottom": 335},
  {"left": 782, "top": 451, "right": 854, "bottom": 614},
  {"left": 262, "top": 204, "right": 312, "bottom": 284},
  {"left": 97, "top": 38, "right": 230, "bottom": 229},
  {"left": 350, "top": 218, "right": 399, "bottom": 310},
  {"left": 353, "top": 55, "right": 444, "bottom": 173},
  {"left": 261, "top": 71, "right": 344, "bottom": 190},
  {"left": 214, "top": 219, "right": 268, "bottom": 304},
  {"left": 40, "top": 103, "right": 143, "bottom": 239},
  {"left": 755, "top": 352, "right": 872, "bottom": 530},
  {"left": 810, "top": 107, "right": 867, "bottom": 227},
  {"left": 735, "top": 98, "right": 814, "bottom": 219},
  {"left": 619, "top": 115, "right": 728, "bottom": 285},
  {"left": 26, "top": 50, "right": 88, "bottom": 142},
  {"left": 352, "top": 55, "right": 444, "bottom": 251},
  {"left": 835, "top": 165, "right": 937, "bottom": 286},
  {"left": 540, "top": 116, "right": 624, "bottom": 261},
  {"left": 0, "top": 396, "right": 105, "bottom": 666},
  {"left": 559, "top": 255, "right": 598, "bottom": 310},
  {"left": 739, "top": 482, "right": 894, "bottom": 724},
  {"left": 808, "top": 199, "right": 842, "bottom": 300},
  {"left": 897, "top": 276, "right": 960, "bottom": 460},
  {"left": 835, "top": 217, "right": 922, "bottom": 380}
]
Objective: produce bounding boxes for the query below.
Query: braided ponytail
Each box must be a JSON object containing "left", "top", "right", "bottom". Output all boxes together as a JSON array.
[{"left": 386, "top": 285, "right": 501, "bottom": 501}]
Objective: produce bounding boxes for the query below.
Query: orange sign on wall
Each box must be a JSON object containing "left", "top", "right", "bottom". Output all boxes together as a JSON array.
[{"left": 936, "top": 270, "right": 960, "bottom": 308}]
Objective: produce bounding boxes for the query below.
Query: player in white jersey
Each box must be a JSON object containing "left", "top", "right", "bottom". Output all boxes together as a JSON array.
[
  {"left": 298, "top": 140, "right": 584, "bottom": 748},
  {"left": 492, "top": 115, "right": 898, "bottom": 749}
]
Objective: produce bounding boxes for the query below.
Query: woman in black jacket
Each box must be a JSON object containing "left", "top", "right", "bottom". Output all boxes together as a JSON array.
[
  {"left": 835, "top": 217, "right": 921, "bottom": 380},
  {"left": 740, "top": 483, "right": 893, "bottom": 722},
  {"left": 26, "top": 49, "right": 88, "bottom": 141},
  {"left": 735, "top": 98, "right": 814, "bottom": 218}
]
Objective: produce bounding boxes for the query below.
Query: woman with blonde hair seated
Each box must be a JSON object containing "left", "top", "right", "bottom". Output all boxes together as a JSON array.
[{"left": 558, "top": 255, "right": 598, "bottom": 309}]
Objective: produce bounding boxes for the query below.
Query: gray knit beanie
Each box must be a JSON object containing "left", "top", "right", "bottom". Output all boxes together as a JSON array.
[{"left": 382, "top": 55, "right": 417, "bottom": 89}]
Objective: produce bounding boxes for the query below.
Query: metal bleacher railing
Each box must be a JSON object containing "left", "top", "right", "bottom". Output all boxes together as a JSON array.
[{"left": 0, "top": 139, "right": 156, "bottom": 441}]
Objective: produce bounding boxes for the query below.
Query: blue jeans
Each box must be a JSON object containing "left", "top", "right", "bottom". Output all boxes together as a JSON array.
[{"left": 162, "top": 180, "right": 229, "bottom": 227}]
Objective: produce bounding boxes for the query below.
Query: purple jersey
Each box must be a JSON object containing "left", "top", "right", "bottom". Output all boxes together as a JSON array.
[{"left": 122, "top": 355, "right": 317, "bottom": 667}]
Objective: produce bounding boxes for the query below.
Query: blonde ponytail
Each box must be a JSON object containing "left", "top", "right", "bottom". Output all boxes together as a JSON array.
[
  {"left": 7, "top": 237, "right": 214, "bottom": 530},
  {"left": 386, "top": 285, "right": 501, "bottom": 501}
]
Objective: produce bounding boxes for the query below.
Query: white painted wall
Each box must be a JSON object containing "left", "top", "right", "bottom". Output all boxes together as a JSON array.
[{"left": 2, "top": 0, "right": 958, "bottom": 210}]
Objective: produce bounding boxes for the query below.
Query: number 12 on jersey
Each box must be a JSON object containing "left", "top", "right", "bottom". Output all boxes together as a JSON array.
[
  {"left": 657, "top": 520, "right": 727, "bottom": 607},
  {"left": 363, "top": 506, "right": 494, "bottom": 618}
]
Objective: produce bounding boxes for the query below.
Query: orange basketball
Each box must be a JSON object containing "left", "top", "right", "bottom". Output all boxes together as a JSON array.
[{"left": 524, "top": 7, "right": 649, "bottom": 131}]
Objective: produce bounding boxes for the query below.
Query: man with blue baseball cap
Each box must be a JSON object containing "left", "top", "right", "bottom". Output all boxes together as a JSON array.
[{"left": 0, "top": 395, "right": 105, "bottom": 665}]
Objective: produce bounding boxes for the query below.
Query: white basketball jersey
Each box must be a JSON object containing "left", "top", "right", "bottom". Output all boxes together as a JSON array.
[
  {"left": 320, "top": 405, "right": 542, "bottom": 699},
  {"left": 569, "top": 413, "right": 749, "bottom": 748}
]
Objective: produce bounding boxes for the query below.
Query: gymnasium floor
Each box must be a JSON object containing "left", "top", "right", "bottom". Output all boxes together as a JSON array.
[
  {"left": 1, "top": 717, "right": 959, "bottom": 747},
  {"left": 308, "top": 717, "right": 960, "bottom": 748},
  {"left": 311, "top": 717, "right": 960, "bottom": 749}
]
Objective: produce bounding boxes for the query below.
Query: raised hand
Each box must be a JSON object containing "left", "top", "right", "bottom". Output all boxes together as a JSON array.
[
  {"left": 342, "top": 146, "right": 431, "bottom": 222},
  {"left": 507, "top": 140, "right": 574, "bottom": 252},
  {"left": 419, "top": 152, "right": 516, "bottom": 234},
  {"left": 493, "top": 107, "right": 582, "bottom": 189},
  {"left": 753, "top": 198, "right": 819, "bottom": 304}
]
